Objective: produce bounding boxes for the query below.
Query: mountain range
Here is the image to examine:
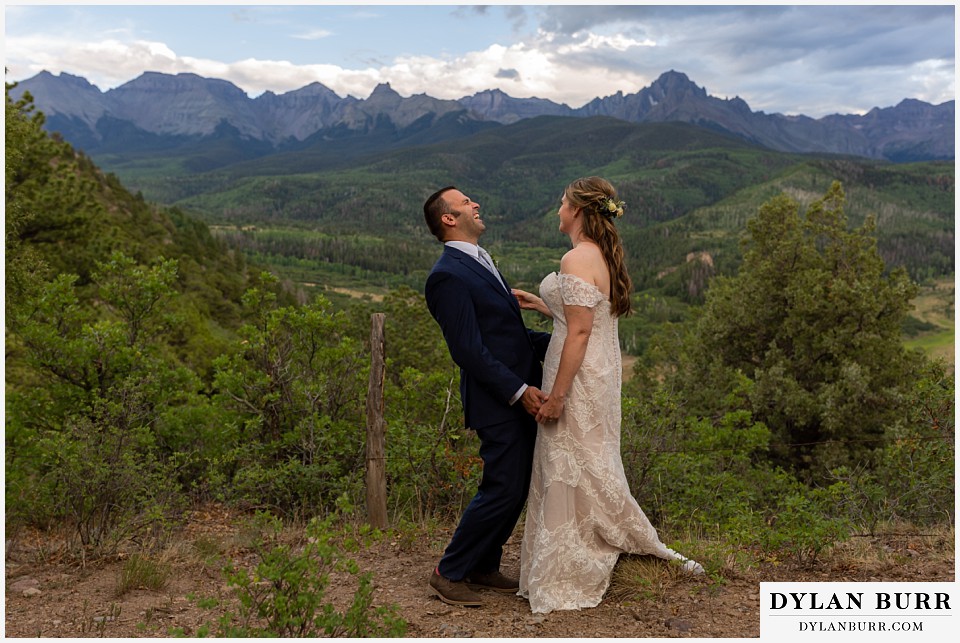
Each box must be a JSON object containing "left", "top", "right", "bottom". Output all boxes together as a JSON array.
[{"left": 11, "top": 70, "right": 954, "bottom": 164}]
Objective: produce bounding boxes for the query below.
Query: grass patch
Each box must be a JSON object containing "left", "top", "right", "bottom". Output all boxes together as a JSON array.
[
  {"left": 607, "top": 524, "right": 955, "bottom": 608},
  {"left": 831, "top": 523, "right": 955, "bottom": 570},
  {"left": 115, "top": 553, "right": 173, "bottom": 596},
  {"left": 608, "top": 554, "right": 678, "bottom": 604},
  {"left": 906, "top": 329, "right": 955, "bottom": 363},
  {"left": 904, "top": 275, "right": 955, "bottom": 364}
]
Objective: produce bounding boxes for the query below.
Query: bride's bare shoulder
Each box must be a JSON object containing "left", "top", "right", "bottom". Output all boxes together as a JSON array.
[{"left": 561, "top": 244, "right": 603, "bottom": 272}]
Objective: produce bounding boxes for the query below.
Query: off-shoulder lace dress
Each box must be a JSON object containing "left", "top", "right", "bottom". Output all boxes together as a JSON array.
[{"left": 518, "top": 272, "right": 682, "bottom": 614}]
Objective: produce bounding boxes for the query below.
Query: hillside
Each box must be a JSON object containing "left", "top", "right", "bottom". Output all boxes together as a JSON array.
[
  {"left": 95, "top": 115, "right": 953, "bottom": 301},
  {"left": 4, "top": 87, "right": 263, "bottom": 378}
]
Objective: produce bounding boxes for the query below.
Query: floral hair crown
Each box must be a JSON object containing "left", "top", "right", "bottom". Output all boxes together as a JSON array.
[{"left": 597, "top": 196, "right": 625, "bottom": 219}]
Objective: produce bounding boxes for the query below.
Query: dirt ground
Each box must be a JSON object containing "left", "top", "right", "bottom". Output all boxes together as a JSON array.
[{"left": 4, "top": 505, "right": 955, "bottom": 639}]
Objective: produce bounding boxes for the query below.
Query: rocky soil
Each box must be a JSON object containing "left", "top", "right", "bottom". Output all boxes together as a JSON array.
[{"left": 4, "top": 505, "right": 954, "bottom": 638}]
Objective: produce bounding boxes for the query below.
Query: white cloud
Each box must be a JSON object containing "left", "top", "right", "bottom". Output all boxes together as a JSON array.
[
  {"left": 292, "top": 28, "right": 333, "bottom": 41},
  {"left": 5, "top": 35, "right": 182, "bottom": 88},
  {"left": 378, "top": 41, "right": 650, "bottom": 107},
  {"left": 5, "top": 31, "right": 650, "bottom": 106},
  {"left": 4, "top": 5, "right": 953, "bottom": 116},
  {"left": 556, "top": 32, "right": 656, "bottom": 55}
]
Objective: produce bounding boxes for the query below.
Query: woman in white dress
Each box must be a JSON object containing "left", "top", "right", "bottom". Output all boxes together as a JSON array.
[{"left": 514, "top": 177, "right": 702, "bottom": 615}]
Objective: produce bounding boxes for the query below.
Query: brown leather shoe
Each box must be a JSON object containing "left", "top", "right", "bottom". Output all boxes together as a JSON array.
[
  {"left": 428, "top": 570, "right": 482, "bottom": 607},
  {"left": 465, "top": 570, "right": 519, "bottom": 593}
]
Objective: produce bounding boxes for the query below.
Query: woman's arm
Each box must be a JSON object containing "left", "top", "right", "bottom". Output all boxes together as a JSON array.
[
  {"left": 512, "top": 288, "right": 553, "bottom": 318},
  {"left": 535, "top": 250, "right": 599, "bottom": 424},
  {"left": 536, "top": 302, "right": 593, "bottom": 423}
]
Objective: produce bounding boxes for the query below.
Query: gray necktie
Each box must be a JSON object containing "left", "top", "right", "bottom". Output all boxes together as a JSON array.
[{"left": 477, "top": 247, "right": 507, "bottom": 291}]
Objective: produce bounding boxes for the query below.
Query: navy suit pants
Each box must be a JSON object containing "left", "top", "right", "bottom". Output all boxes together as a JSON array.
[{"left": 437, "top": 416, "right": 537, "bottom": 581}]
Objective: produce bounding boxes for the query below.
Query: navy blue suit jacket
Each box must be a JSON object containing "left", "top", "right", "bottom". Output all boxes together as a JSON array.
[{"left": 425, "top": 245, "right": 551, "bottom": 430}]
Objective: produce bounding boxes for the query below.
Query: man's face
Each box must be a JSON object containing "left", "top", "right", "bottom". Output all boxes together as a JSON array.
[{"left": 443, "top": 189, "right": 485, "bottom": 240}]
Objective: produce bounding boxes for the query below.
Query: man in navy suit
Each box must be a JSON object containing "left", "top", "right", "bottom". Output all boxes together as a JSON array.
[{"left": 423, "top": 186, "right": 551, "bottom": 607}]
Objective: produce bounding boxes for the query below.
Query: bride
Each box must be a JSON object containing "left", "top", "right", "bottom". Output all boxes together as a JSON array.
[{"left": 514, "top": 176, "right": 703, "bottom": 615}]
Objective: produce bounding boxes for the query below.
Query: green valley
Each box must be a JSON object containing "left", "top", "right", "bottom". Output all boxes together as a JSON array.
[{"left": 97, "top": 115, "right": 953, "bottom": 361}]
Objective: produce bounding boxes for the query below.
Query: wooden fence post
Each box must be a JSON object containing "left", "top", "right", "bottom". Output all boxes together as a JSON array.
[{"left": 365, "top": 312, "right": 388, "bottom": 529}]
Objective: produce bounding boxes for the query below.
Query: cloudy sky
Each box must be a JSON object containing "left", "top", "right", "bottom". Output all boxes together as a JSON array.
[{"left": 3, "top": 2, "right": 955, "bottom": 118}]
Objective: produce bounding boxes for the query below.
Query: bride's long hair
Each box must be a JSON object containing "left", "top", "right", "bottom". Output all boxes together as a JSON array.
[{"left": 564, "top": 176, "right": 633, "bottom": 317}]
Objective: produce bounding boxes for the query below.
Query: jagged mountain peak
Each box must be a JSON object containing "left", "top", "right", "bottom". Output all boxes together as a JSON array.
[
  {"left": 12, "top": 70, "right": 101, "bottom": 96},
  {"left": 113, "top": 71, "right": 249, "bottom": 98},
  {"left": 471, "top": 88, "right": 509, "bottom": 99},
  {"left": 257, "top": 81, "right": 344, "bottom": 105},
  {"left": 459, "top": 88, "right": 574, "bottom": 124},
  {"left": 647, "top": 70, "right": 707, "bottom": 100},
  {"left": 8, "top": 68, "right": 953, "bottom": 162},
  {"left": 10, "top": 70, "right": 107, "bottom": 124},
  {"left": 29, "top": 70, "right": 99, "bottom": 89},
  {"left": 296, "top": 82, "right": 343, "bottom": 98},
  {"left": 652, "top": 69, "right": 693, "bottom": 84},
  {"left": 94, "top": 71, "right": 259, "bottom": 139},
  {"left": 369, "top": 83, "right": 401, "bottom": 98}
]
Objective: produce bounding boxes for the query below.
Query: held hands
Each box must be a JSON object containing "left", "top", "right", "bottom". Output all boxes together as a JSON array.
[
  {"left": 535, "top": 394, "right": 565, "bottom": 424},
  {"left": 520, "top": 386, "right": 548, "bottom": 416},
  {"left": 519, "top": 385, "right": 565, "bottom": 423}
]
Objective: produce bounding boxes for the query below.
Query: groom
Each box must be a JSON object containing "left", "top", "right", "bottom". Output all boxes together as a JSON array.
[{"left": 422, "top": 186, "right": 551, "bottom": 607}]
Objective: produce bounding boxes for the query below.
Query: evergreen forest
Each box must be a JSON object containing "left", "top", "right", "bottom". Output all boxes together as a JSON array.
[{"left": 4, "top": 84, "right": 955, "bottom": 635}]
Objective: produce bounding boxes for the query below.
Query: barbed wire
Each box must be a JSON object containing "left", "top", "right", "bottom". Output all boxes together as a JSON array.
[
  {"left": 620, "top": 431, "right": 954, "bottom": 456},
  {"left": 371, "top": 432, "right": 954, "bottom": 463}
]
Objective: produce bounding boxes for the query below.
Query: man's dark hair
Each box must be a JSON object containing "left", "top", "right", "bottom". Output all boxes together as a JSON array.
[{"left": 424, "top": 186, "right": 457, "bottom": 242}]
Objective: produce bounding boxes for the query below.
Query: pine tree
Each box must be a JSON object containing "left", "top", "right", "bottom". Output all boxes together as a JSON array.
[{"left": 673, "top": 182, "right": 924, "bottom": 476}]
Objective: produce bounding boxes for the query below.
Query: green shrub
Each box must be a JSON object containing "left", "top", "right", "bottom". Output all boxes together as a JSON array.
[
  {"left": 211, "top": 277, "right": 368, "bottom": 517},
  {"left": 382, "top": 366, "right": 482, "bottom": 521},
  {"left": 37, "top": 411, "right": 186, "bottom": 551},
  {"left": 827, "top": 359, "right": 955, "bottom": 530},
  {"left": 760, "top": 481, "right": 853, "bottom": 563},
  {"left": 6, "top": 257, "right": 191, "bottom": 549},
  {"left": 183, "top": 514, "right": 406, "bottom": 638},
  {"left": 622, "top": 385, "right": 854, "bottom": 562},
  {"left": 226, "top": 455, "right": 364, "bottom": 518}
]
